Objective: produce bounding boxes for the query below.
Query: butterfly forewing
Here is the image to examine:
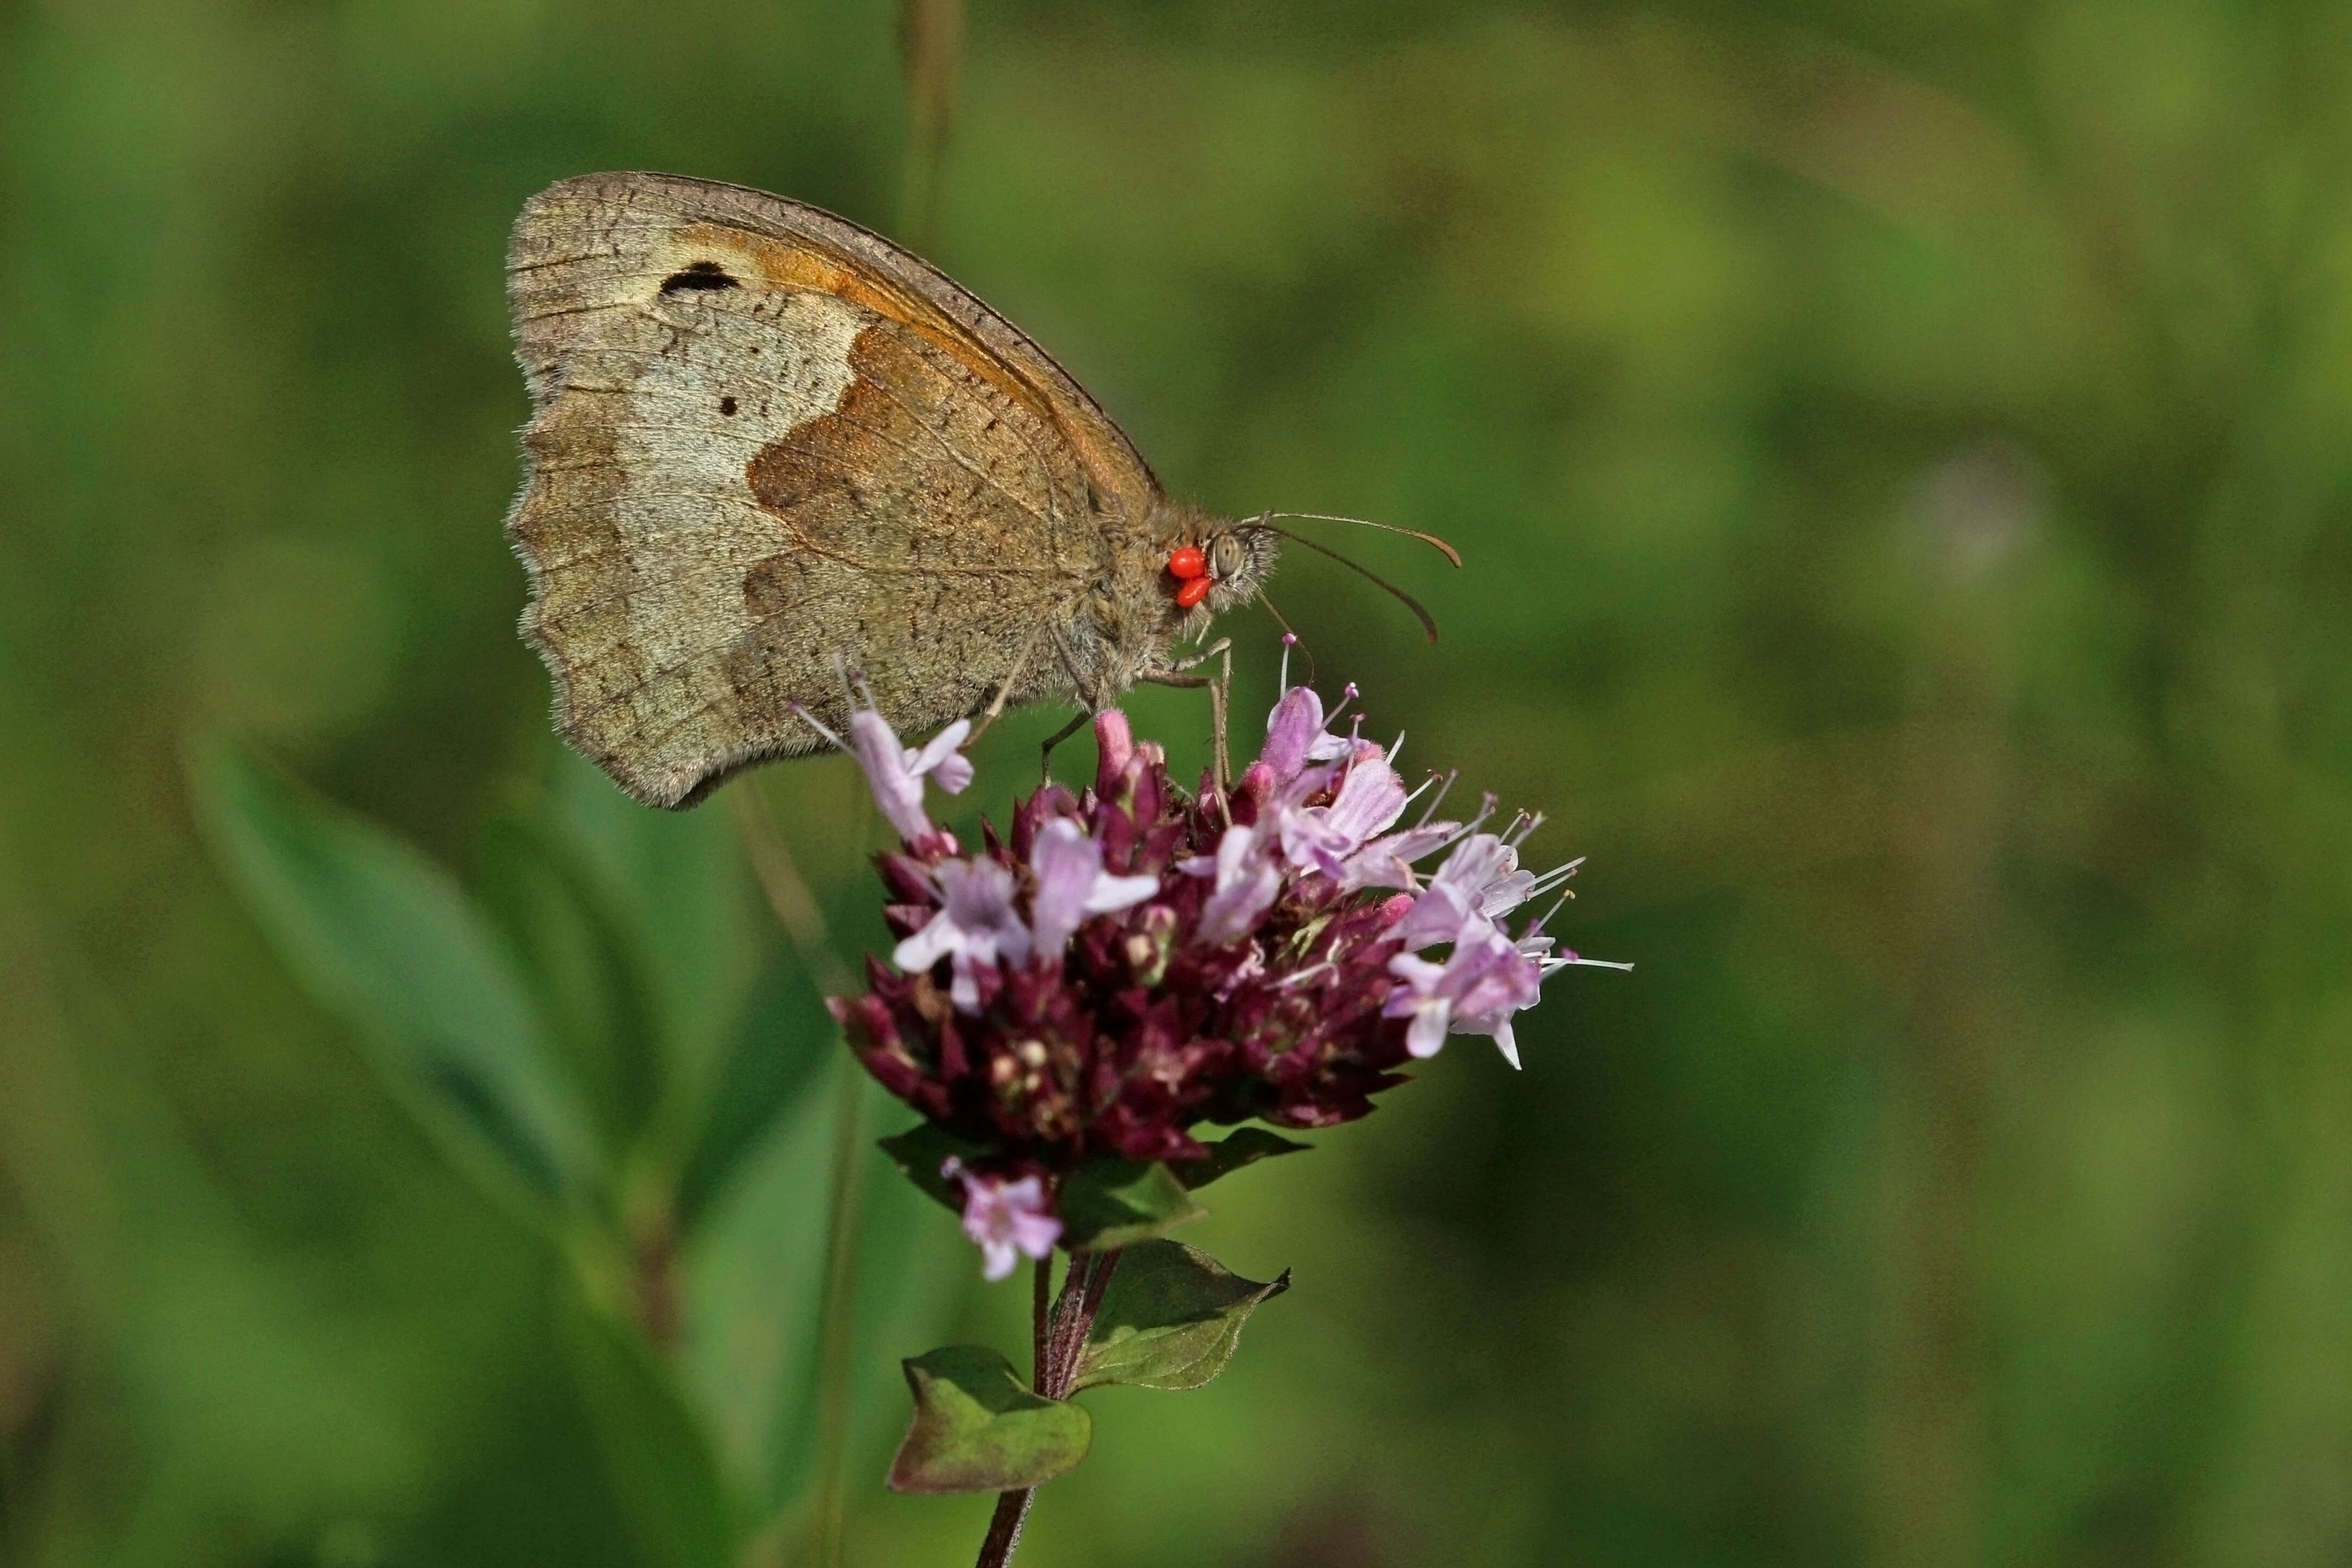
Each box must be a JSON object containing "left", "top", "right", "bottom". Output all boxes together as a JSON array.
[{"left": 506, "top": 173, "right": 1165, "bottom": 808}]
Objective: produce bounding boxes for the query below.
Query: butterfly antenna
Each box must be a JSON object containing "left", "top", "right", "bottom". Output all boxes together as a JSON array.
[
  {"left": 1256, "top": 593, "right": 1317, "bottom": 687},
  {"left": 1264, "top": 512, "right": 1464, "bottom": 569},
  {"left": 1253, "top": 523, "right": 1444, "bottom": 645}
]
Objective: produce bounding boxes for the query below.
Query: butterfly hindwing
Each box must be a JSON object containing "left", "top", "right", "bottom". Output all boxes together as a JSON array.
[{"left": 506, "top": 173, "right": 1162, "bottom": 808}]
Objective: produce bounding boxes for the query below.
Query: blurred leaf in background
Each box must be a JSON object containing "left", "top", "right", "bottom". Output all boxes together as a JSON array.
[{"left": 9, "top": 1, "right": 2352, "bottom": 1566}]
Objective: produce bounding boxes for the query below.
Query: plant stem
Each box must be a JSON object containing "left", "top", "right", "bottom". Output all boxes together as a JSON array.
[
  {"left": 972, "top": 1258, "right": 1066, "bottom": 1568},
  {"left": 1031, "top": 1248, "right": 1052, "bottom": 1381},
  {"left": 972, "top": 1249, "right": 1123, "bottom": 1568},
  {"left": 974, "top": 1484, "right": 1033, "bottom": 1568}
]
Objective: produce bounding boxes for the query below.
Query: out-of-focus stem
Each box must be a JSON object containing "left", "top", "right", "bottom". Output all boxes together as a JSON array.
[
  {"left": 728, "top": 788, "right": 865, "bottom": 1568},
  {"left": 1031, "top": 1249, "right": 1052, "bottom": 1383},
  {"left": 1866, "top": 487, "right": 2028, "bottom": 1568},
  {"left": 806, "top": 1055, "right": 870, "bottom": 1568},
  {"left": 897, "top": 0, "right": 963, "bottom": 253}
]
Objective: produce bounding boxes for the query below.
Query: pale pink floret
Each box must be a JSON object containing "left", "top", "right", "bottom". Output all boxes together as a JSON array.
[
  {"left": 893, "top": 858, "right": 1030, "bottom": 1013},
  {"left": 1277, "top": 750, "right": 1410, "bottom": 880},
  {"left": 1335, "top": 816, "right": 1459, "bottom": 893},
  {"left": 1260, "top": 684, "right": 1354, "bottom": 784},
  {"left": 1384, "top": 918, "right": 1546, "bottom": 1068},
  {"left": 943, "top": 1159, "right": 1061, "bottom": 1281},
  {"left": 1029, "top": 817, "right": 1158, "bottom": 958},
  {"left": 1192, "top": 821, "right": 1284, "bottom": 945},
  {"left": 847, "top": 710, "right": 973, "bottom": 842},
  {"left": 1396, "top": 831, "right": 1539, "bottom": 950}
]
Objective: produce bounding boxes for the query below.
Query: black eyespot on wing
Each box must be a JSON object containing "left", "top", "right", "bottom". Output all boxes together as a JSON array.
[
  {"left": 660, "top": 260, "right": 738, "bottom": 294},
  {"left": 719, "top": 396, "right": 738, "bottom": 416}
]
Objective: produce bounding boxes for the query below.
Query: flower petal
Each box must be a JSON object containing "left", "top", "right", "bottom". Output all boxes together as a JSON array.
[
  {"left": 1083, "top": 872, "right": 1160, "bottom": 914},
  {"left": 1406, "top": 1002, "right": 1450, "bottom": 1058},
  {"left": 910, "top": 718, "right": 973, "bottom": 777},
  {"left": 848, "top": 710, "right": 933, "bottom": 841},
  {"left": 1029, "top": 818, "right": 1103, "bottom": 957},
  {"left": 1259, "top": 686, "right": 1328, "bottom": 782}
]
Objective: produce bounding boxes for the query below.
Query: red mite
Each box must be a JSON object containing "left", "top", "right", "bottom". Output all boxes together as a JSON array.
[{"left": 1167, "top": 545, "right": 1212, "bottom": 608}]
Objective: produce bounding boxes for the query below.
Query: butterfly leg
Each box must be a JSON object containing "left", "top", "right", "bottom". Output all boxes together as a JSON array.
[
  {"left": 1039, "top": 624, "right": 1105, "bottom": 779},
  {"left": 1142, "top": 639, "right": 1235, "bottom": 796},
  {"left": 968, "top": 623, "right": 1046, "bottom": 746},
  {"left": 1158, "top": 637, "right": 1233, "bottom": 677},
  {"left": 1039, "top": 709, "right": 1091, "bottom": 779}
]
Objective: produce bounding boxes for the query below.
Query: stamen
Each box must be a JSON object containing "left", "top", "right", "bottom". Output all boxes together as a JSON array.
[
  {"left": 1525, "top": 858, "right": 1584, "bottom": 900},
  {"left": 1425, "top": 790, "right": 1498, "bottom": 855},
  {"left": 1412, "top": 771, "right": 1461, "bottom": 830},
  {"left": 1326, "top": 682, "right": 1361, "bottom": 729}
]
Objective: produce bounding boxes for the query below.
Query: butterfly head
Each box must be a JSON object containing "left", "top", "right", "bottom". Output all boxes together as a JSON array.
[{"left": 1163, "top": 514, "right": 1279, "bottom": 620}]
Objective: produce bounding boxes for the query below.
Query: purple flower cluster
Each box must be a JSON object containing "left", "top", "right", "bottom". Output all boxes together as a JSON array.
[{"left": 825, "top": 677, "right": 1626, "bottom": 1265}]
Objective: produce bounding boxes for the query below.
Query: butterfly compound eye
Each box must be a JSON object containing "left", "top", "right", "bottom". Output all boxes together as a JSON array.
[
  {"left": 1175, "top": 575, "right": 1213, "bottom": 609},
  {"left": 1209, "top": 532, "right": 1248, "bottom": 581},
  {"left": 1166, "top": 545, "right": 1207, "bottom": 580}
]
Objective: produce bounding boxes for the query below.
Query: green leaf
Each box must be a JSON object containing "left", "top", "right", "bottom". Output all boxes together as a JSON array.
[
  {"left": 1074, "top": 1241, "right": 1290, "bottom": 1392},
  {"left": 471, "top": 808, "right": 665, "bottom": 1158},
  {"left": 1059, "top": 1159, "right": 1205, "bottom": 1252},
  {"left": 676, "top": 1062, "right": 835, "bottom": 1513},
  {"left": 876, "top": 1122, "right": 991, "bottom": 1213},
  {"left": 556, "top": 1286, "right": 741, "bottom": 1568},
  {"left": 192, "top": 740, "right": 598, "bottom": 1217},
  {"left": 1168, "top": 1127, "right": 1312, "bottom": 1190},
  {"left": 674, "top": 947, "right": 836, "bottom": 1234},
  {"left": 887, "top": 1346, "right": 1092, "bottom": 1494},
  {"left": 680, "top": 1068, "right": 967, "bottom": 1524},
  {"left": 550, "top": 751, "right": 763, "bottom": 1148}
]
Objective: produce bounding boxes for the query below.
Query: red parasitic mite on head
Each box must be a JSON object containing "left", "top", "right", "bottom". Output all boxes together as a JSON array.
[
  {"left": 1174, "top": 575, "right": 1213, "bottom": 608},
  {"left": 1166, "top": 545, "right": 1207, "bottom": 580}
]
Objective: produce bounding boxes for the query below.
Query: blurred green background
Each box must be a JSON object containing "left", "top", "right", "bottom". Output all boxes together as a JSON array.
[{"left": 9, "top": 0, "right": 2352, "bottom": 1564}]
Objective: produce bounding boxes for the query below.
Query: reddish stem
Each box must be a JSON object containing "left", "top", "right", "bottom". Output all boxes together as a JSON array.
[{"left": 973, "top": 1249, "right": 1123, "bottom": 1568}]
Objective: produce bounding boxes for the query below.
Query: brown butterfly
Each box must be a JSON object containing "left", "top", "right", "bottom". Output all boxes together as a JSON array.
[{"left": 504, "top": 171, "right": 1304, "bottom": 810}]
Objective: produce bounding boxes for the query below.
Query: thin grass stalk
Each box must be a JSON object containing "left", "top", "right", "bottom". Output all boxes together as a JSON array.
[{"left": 730, "top": 786, "right": 866, "bottom": 1568}]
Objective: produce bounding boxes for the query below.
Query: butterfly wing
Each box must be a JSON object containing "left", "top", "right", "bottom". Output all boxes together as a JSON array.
[{"left": 506, "top": 172, "right": 1164, "bottom": 808}]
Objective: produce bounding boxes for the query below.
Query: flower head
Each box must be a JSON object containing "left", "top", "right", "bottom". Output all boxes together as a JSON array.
[{"left": 831, "top": 671, "right": 1625, "bottom": 1277}]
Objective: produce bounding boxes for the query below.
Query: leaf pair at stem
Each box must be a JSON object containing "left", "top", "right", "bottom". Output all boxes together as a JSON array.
[
  {"left": 889, "top": 1240, "right": 1291, "bottom": 1495},
  {"left": 877, "top": 1121, "right": 1302, "bottom": 1500}
]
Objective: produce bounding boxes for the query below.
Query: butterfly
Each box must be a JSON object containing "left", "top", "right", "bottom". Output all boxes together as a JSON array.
[{"left": 504, "top": 172, "right": 1283, "bottom": 809}]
